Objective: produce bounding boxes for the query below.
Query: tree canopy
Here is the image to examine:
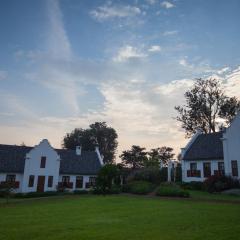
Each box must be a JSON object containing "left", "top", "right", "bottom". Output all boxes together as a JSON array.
[
  {"left": 62, "top": 122, "right": 118, "bottom": 164},
  {"left": 120, "top": 145, "right": 175, "bottom": 169},
  {"left": 175, "top": 78, "right": 240, "bottom": 137},
  {"left": 120, "top": 145, "right": 148, "bottom": 169}
]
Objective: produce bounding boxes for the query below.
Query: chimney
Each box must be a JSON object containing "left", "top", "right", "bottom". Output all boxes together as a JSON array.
[{"left": 76, "top": 146, "right": 81, "bottom": 155}]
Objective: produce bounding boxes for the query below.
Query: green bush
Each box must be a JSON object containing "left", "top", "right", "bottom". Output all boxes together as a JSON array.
[
  {"left": 203, "top": 175, "right": 240, "bottom": 193},
  {"left": 14, "top": 191, "right": 60, "bottom": 198},
  {"left": 129, "top": 168, "right": 162, "bottom": 184},
  {"left": 123, "top": 181, "right": 155, "bottom": 195},
  {"left": 180, "top": 181, "right": 204, "bottom": 191},
  {"left": 93, "top": 185, "right": 121, "bottom": 194},
  {"left": 156, "top": 185, "right": 190, "bottom": 198},
  {"left": 73, "top": 190, "right": 88, "bottom": 195}
]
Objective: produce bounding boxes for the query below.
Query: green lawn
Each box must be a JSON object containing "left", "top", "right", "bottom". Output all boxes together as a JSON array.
[
  {"left": 189, "top": 190, "right": 240, "bottom": 202},
  {"left": 0, "top": 195, "right": 240, "bottom": 240}
]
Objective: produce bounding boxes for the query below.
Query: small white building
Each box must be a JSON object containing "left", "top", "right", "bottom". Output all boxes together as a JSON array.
[
  {"left": 181, "top": 113, "right": 240, "bottom": 182},
  {"left": 0, "top": 139, "right": 103, "bottom": 193}
]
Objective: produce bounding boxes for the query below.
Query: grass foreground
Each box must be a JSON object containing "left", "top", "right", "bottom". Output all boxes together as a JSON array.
[{"left": 0, "top": 195, "right": 240, "bottom": 240}]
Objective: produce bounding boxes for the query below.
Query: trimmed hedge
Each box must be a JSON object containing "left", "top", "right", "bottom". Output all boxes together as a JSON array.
[
  {"left": 156, "top": 184, "right": 190, "bottom": 198},
  {"left": 14, "top": 191, "right": 60, "bottom": 198},
  {"left": 73, "top": 190, "right": 89, "bottom": 195},
  {"left": 123, "top": 181, "right": 155, "bottom": 195},
  {"left": 93, "top": 185, "right": 121, "bottom": 195},
  {"left": 180, "top": 181, "right": 204, "bottom": 191}
]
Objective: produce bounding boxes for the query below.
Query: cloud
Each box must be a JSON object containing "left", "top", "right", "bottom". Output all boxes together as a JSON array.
[
  {"left": 148, "top": 45, "right": 162, "bottom": 52},
  {"left": 163, "top": 30, "right": 178, "bottom": 36},
  {"left": 145, "top": 0, "right": 157, "bottom": 5},
  {"left": 161, "top": 1, "right": 175, "bottom": 9},
  {"left": 113, "top": 45, "right": 147, "bottom": 62},
  {"left": 0, "top": 70, "right": 7, "bottom": 80},
  {"left": 90, "top": 3, "right": 141, "bottom": 21}
]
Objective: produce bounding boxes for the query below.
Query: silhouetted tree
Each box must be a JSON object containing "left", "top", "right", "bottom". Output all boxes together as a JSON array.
[
  {"left": 63, "top": 122, "right": 118, "bottom": 163},
  {"left": 175, "top": 78, "right": 240, "bottom": 137},
  {"left": 120, "top": 145, "right": 148, "bottom": 169},
  {"left": 148, "top": 147, "right": 175, "bottom": 167}
]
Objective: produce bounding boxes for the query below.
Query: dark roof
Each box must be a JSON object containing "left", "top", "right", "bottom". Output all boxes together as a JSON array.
[
  {"left": 0, "top": 145, "right": 32, "bottom": 173},
  {"left": 57, "top": 149, "right": 101, "bottom": 175},
  {"left": 183, "top": 132, "right": 224, "bottom": 160},
  {"left": 0, "top": 144, "right": 101, "bottom": 175}
]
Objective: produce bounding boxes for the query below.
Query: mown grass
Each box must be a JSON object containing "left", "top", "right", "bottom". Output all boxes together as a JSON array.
[
  {"left": 189, "top": 190, "right": 240, "bottom": 201},
  {"left": 0, "top": 195, "right": 240, "bottom": 240}
]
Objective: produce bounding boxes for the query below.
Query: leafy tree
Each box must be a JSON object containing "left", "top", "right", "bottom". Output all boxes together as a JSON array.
[
  {"left": 175, "top": 78, "right": 240, "bottom": 137},
  {"left": 120, "top": 145, "right": 148, "bottom": 169},
  {"left": 148, "top": 147, "right": 175, "bottom": 167},
  {"left": 63, "top": 122, "right": 118, "bottom": 163},
  {"left": 95, "top": 164, "right": 120, "bottom": 194}
]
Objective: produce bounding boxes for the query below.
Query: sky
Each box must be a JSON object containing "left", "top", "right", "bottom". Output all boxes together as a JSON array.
[{"left": 0, "top": 0, "right": 240, "bottom": 159}]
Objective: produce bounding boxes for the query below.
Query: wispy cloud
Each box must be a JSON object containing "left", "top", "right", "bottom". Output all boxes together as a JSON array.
[
  {"left": 163, "top": 30, "right": 178, "bottom": 36},
  {"left": 113, "top": 45, "right": 147, "bottom": 62},
  {"left": 145, "top": 0, "right": 157, "bottom": 5},
  {"left": 161, "top": 1, "right": 175, "bottom": 9},
  {"left": 90, "top": 3, "right": 141, "bottom": 21},
  {"left": 148, "top": 45, "right": 162, "bottom": 52}
]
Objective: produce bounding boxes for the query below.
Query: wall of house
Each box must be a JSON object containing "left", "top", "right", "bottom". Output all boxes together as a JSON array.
[
  {"left": 58, "top": 175, "right": 97, "bottom": 191},
  {"left": 22, "top": 139, "right": 60, "bottom": 193},
  {"left": 182, "top": 159, "right": 223, "bottom": 182},
  {"left": 222, "top": 113, "right": 240, "bottom": 178},
  {"left": 0, "top": 173, "right": 24, "bottom": 193}
]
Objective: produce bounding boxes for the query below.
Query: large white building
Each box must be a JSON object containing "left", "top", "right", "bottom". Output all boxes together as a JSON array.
[
  {"left": 181, "top": 113, "right": 240, "bottom": 182},
  {"left": 0, "top": 139, "right": 103, "bottom": 193}
]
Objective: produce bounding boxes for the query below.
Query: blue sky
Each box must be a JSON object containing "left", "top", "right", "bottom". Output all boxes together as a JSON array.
[{"left": 0, "top": 0, "right": 240, "bottom": 156}]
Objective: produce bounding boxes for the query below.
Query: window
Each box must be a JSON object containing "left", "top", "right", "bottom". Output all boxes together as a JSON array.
[
  {"left": 190, "top": 163, "right": 197, "bottom": 171},
  {"left": 76, "top": 176, "right": 83, "bottom": 188},
  {"left": 62, "top": 176, "right": 70, "bottom": 183},
  {"left": 40, "top": 156, "right": 46, "bottom": 168},
  {"left": 231, "top": 160, "right": 238, "bottom": 177},
  {"left": 203, "top": 162, "right": 211, "bottom": 178},
  {"left": 48, "top": 176, "right": 53, "bottom": 188},
  {"left": 28, "top": 175, "right": 34, "bottom": 187},
  {"left": 89, "top": 177, "right": 96, "bottom": 187},
  {"left": 218, "top": 162, "right": 225, "bottom": 175},
  {"left": 6, "top": 175, "right": 16, "bottom": 183}
]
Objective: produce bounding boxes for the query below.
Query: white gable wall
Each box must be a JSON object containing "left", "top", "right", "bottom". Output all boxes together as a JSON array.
[
  {"left": 22, "top": 139, "right": 60, "bottom": 193},
  {"left": 222, "top": 113, "right": 240, "bottom": 177}
]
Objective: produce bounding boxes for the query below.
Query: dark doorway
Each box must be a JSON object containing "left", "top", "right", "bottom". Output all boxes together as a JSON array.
[{"left": 37, "top": 176, "right": 45, "bottom": 192}]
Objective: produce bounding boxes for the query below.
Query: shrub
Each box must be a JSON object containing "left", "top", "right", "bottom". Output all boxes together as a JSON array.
[
  {"left": 156, "top": 185, "right": 190, "bottom": 198},
  {"left": 73, "top": 190, "right": 88, "bottom": 195},
  {"left": 95, "top": 164, "right": 121, "bottom": 194},
  {"left": 128, "top": 168, "right": 162, "bottom": 184},
  {"left": 14, "top": 191, "right": 60, "bottom": 198},
  {"left": 180, "top": 181, "right": 204, "bottom": 191},
  {"left": 93, "top": 185, "right": 121, "bottom": 195},
  {"left": 204, "top": 175, "right": 240, "bottom": 193},
  {"left": 123, "top": 181, "right": 155, "bottom": 195}
]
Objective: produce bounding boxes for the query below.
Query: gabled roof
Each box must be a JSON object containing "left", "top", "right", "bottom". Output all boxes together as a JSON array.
[
  {"left": 183, "top": 132, "right": 224, "bottom": 160},
  {"left": 0, "top": 145, "right": 32, "bottom": 173},
  {"left": 57, "top": 149, "right": 101, "bottom": 175},
  {"left": 0, "top": 144, "right": 101, "bottom": 175}
]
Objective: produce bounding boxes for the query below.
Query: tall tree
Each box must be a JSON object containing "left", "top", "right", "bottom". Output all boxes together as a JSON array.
[
  {"left": 148, "top": 147, "right": 175, "bottom": 167},
  {"left": 120, "top": 145, "right": 148, "bottom": 169},
  {"left": 62, "top": 122, "right": 118, "bottom": 164},
  {"left": 175, "top": 78, "right": 240, "bottom": 137}
]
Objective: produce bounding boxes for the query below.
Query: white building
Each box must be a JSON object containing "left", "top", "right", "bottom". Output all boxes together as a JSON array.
[
  {"left": 0, "top": 139, "right": 103, "bottom": 193},
  {"left": 181, "top": 113, "right": 240, "bottom": 182}
]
